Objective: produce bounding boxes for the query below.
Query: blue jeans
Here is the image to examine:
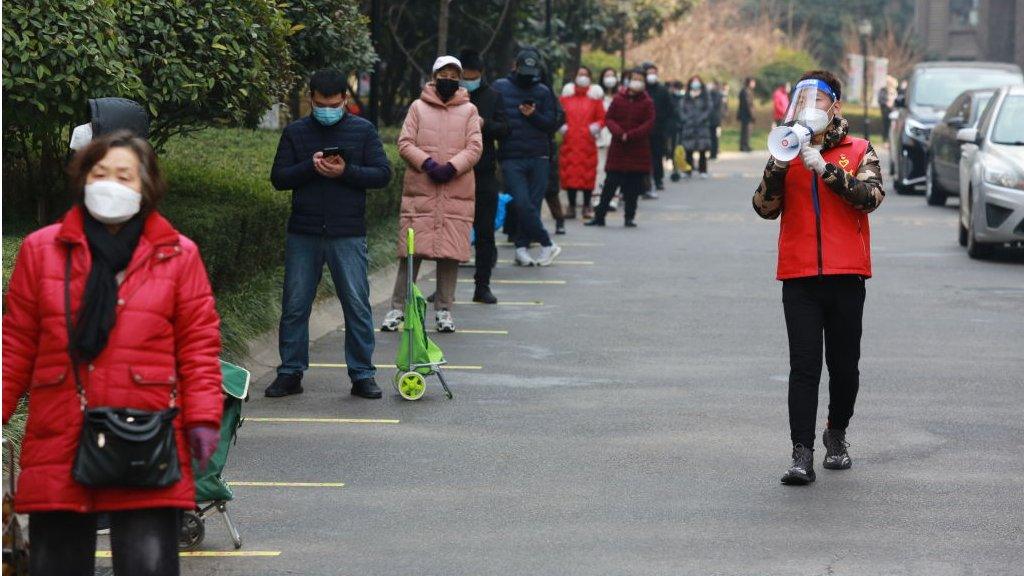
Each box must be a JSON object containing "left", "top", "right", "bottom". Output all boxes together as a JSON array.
[
  {"left": 278, "top": 233, "right": 375, "bottom": 382},
  {"left": 501, "top": 157, "right": 552, "bottom": 248}
]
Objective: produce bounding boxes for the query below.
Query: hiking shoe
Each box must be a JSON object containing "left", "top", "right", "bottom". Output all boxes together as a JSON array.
[
  {"left": 514, "top": 247, "right": 536, "bottom": 267},
  {"left": 643, "top": 190, "right": 659, "bottom": 200},
  {"left": 435, "top": 310, "right": 455, "bottom": 333},
  {"left": 473, "top": 285, "right": 498, "bottom": 304},
  {"left": 624, "top": 219, "right": 638, "bottom": 228},
  {"left": 781, "top": 444, "right": 816, "bottom": 485},
  {"left": 822, "top": 428, "right": 852, "bottom": 470},
  {"left": 351, "top": 377, "right": 382, "bottom": 399},
  {"left": 536, "top": 244, "right": 562, "bottom": 267},
  {"left": 555, "top": 220, "right": 566, "bottom": 235},
  {"left": 265, "top": 372, "right": 303, "bottom": 398},
  {"left": 583, "top": 218, "right": 605, "bottom": 227},
  {"left": 380, "top": 309, "right": 404, "bottom": 331}
]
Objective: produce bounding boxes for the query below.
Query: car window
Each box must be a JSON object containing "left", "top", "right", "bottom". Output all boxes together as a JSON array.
[
  {"left": 976, "top": 95, "right": 999, "bottom": 138},
  {"left": 911, "top": 68, "right": 1023, "bottom": 108},
  {"left": 991, "top": 95, "right": 1024, "bottom": 145},
  {"left": 943, "top": 94, "right": 968, "bottom": 122},
  {"left": 970, "top": 94, "right": 993, "bottom": 123}
]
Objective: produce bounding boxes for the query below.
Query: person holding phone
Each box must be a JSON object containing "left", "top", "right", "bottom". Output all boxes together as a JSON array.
[
  {"left": 492, "top": 48, "right": 562, "bottom": 267},
  {"left": 266, "top": 69, "right": 392, "bottom": 401}
]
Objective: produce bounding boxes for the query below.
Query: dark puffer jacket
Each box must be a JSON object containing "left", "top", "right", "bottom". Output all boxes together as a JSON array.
[
  {"left": 492, "top": 74, "right": 560, "bottom": 160},
  {"left": 604, "top": 90, "right": 655, "bottom": 173},
  {"left": 271, "top": 114, "right": 392, "bottom": 237}
]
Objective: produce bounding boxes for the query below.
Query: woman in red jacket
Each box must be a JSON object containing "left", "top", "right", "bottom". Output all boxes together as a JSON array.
[
  {"left": 558, "top": 66, "right": 606, "bottom": 220},
  {"left": 2, "top": 131, "right": 223, "bottom": 575},
  {"left": 586, "top": 68, "right": 655, "bottom": 227}
]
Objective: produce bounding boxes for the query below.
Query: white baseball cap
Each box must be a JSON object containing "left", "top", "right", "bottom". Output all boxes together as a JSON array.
[{"left": 432, "top": 55, "right": 463, "bottom": 74}]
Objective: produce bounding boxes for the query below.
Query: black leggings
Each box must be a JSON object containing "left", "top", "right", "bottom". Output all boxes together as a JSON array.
[
  {"left": 29, "top": 508, "right": 180, "bottom": 576},
  {"left": 565, "top": 188, "right": 593, "bottom": 209},
  {"left": 686, "top": 148, "right": 708, "bottom": 174},
  {"left": 595, "top": 171, "right": 643, "bottom": 221},
  {"left": 783, "top": 276, "right": 865, "bottom": 448}
]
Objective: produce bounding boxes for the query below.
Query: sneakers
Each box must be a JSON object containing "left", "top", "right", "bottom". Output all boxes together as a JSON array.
[
  {"left": 780, "top": 444, "right": 816, "bottom": 485},
  {"left": 473, "top": 285, "right": 498, "bottom": 304},
  {"left": 380, "top": 309, "right": 404, "bottom": 331},
  {"left": 624, "top": 219, "right": 637, "bottom": 228},
  {"left": 822, "top": 428, "right": 852, "bottom": 470},
  {"left": 536, "top": 244, "right": 562, "bottom": 267},
  {"left": 435, "top": 310, "right": 455, "bottom": 333},
  {"left": 351, "top": 377, "right": 382, "bottom": 399},
  {"left": 265, "top": 372, "right": 303, "bottom": 398},
  {"left": 514, "top": 247, "right": 536, "bottom": 267},
  {"left": 699, "top": 172, "right": 709, "bottom": 179},
  {"left": 555, "top": 220, "right": 566, "bottom": 235},
  {"left": 643, "top": 190, "right": 659, "bottom": 200}
]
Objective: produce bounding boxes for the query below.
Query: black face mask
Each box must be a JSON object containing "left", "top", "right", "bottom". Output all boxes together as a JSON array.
[
  {"left": 436, "top": 78, "right": 459, "bottom": 102},
  {"left": 514, "top": 72, "right": 537, "bottom": 88}
]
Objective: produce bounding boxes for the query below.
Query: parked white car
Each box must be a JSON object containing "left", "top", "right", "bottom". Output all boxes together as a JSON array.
[{"left": 956, "top": 85, "right": 1024, "bottom": 258}]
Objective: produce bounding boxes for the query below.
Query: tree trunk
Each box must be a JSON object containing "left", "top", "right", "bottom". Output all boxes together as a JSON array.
[
  {"left": 437, "top": 0, "right": 451, "bottom": 57},
  {"left": 288, "top": 83, "right": 303, "bottom": 123},
  {"left": 568, "top": 42, "right": 583, "bottom": 78}
]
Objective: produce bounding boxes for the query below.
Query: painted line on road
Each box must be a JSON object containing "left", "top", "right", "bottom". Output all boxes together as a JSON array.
[
  {"left": 97, "top": 551, "right": 282, "bottom": 558},
  {"left": 247, "top": 417, "right": 400, "bottom": 424},
  {"left": 229, "top": 481, "right": 345, "bottom": 488},
  {"left": 348, "top": 328, "right": 508, "bottom": 335},
  {"left": 458, "top": 279, "right": 566, "bottom": 285},
  {"left": 310, "top": 363, "right": 483, "bottom": 370},
  {"left": 497, "top": 241, "right": 604, "bottom": 247},
  {"left": 453, "top": 300, "right": 542, "bottom": 306},
  {"left": 496, "top": 259, "right": 594, "bottom": 265}
]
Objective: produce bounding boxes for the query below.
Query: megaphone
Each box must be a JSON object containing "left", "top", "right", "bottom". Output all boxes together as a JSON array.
[{"left": 767, "top": 124, "right": 811, "bottom": 162}]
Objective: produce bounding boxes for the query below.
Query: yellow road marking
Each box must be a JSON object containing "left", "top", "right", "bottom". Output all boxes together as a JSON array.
[
  {"left": 229, "top": 481, "right": 345, "bottom": 488},
  {"left": 496, "top": 259, "right": 594, "bottom": 265},
  {"left": 310, "top": 363, "right": 482, "bottom": 370},
  {"left": 97, "top": 551, "right": 282, "bottom": 558},
  {"left": 457, "top": 279, "right": 566, "bottom": 285},
  {"left": 246, "top": 417, "right": 400, "bottom": 424},
  {"left": 453, "top": 300, "right": 542, "bottom": 306}
]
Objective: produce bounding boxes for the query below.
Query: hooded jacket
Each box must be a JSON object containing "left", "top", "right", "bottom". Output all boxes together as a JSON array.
[
  {"left": 558, "top": 83, "right": 606, "bottom": 190},
  {"left": 492, "top": 74, "right": 560, "bottom": 159}
]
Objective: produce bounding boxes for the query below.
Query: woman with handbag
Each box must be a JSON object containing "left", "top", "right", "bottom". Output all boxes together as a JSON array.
[{"left": 2, "top": 131, "right": 223, "bottom": 576}]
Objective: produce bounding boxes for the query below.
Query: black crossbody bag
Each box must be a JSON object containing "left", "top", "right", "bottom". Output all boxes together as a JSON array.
[{"left": 64, "top": 249, "right": 182, "bottom": 488}]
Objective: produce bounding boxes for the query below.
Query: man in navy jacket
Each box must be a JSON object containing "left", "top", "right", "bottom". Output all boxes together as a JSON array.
[
  {"left": 492, "top": 48, "right": 562, "bottom": 267},
  {"left": 266, "top": 69, "right": 392, "bottom": 400}
]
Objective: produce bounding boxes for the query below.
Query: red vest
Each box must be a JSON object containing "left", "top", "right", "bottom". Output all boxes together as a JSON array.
[{"left": 777, "top": 136, "right": 872, "bottom": 280}]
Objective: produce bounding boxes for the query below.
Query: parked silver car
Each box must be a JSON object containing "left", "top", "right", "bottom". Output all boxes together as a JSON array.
[{"left": 956, "top": 85, "right": 1024, "bottom": 258}]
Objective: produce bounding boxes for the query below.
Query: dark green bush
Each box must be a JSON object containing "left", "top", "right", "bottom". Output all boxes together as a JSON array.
[{"left": 756, "top": 48, "right": 819, "bottom": 99}]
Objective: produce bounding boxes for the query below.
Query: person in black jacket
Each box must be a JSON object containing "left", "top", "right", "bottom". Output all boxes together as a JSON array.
[
  {"left": 738, "top": 77, "right": 757, "bottom": 152},
  {"left": 642, "top": 62, "right": 674, "bottom": 198},
  {"left": 265, "top": 69, "right": 392, "bottom": 400},
  {"left": 459, "top": 49, "right": 509, "bottom": 304}
]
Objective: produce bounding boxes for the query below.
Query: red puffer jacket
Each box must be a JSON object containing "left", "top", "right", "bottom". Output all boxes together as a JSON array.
[
  {"left": 558, "top": 83, "right": 606, "bottom": 190},
  {"left": 2, "top": 206, "right": 223, "bottom": 513},
  {"left": 604, "top": 89, "right": 655, "bottom": 173}
]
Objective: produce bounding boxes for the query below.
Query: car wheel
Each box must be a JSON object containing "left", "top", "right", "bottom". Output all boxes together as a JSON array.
[
  {"left": 925, "top": 161, "right": 947, "bottom": 206},
  {"left": 894, "top": 154, "right": 915, "bottom": 195},
  {"left": 966, "top": 206, "right": 994, "bottom": 259}
]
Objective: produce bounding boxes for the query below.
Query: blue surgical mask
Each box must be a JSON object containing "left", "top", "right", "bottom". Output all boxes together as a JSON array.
[
  {"left": 460, "top": 78, "right": 482, "bottom": 93},
  {"left": 313, "top": 106, "right": 344, "bottom": 126}
]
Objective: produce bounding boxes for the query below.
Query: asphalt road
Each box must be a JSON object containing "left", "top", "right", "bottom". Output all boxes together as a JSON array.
[{"left": 160, "top": 150, "right": 1023, "bottom": 576}]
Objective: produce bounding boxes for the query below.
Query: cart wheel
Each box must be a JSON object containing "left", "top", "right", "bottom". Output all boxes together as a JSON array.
[
  {"left": 179, "top": 510, "right": 205, "bottom": 550},
  {"left": 392, "top": 371, "right": 403, "bottom": 393},
  {"left": 397, "top": 371, "right": 426, "bottom": 400}
]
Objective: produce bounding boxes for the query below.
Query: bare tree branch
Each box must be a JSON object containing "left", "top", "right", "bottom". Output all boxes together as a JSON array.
[
  {"left": 481, "top": 0, "right": 513, "bottom": 57},
  {"left": 386, "top": 1, "right": 426, "bottom": 76}
]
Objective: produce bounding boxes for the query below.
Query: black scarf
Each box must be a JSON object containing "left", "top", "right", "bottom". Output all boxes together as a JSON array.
[{"left": 71, "top": 211, "right": 144, "bottom": 362}]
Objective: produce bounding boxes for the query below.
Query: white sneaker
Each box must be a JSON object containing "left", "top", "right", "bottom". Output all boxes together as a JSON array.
[
  {"left": 608, "top": 195, "right": 620, "bottom": 211},
  {"left": 700, "top": 172, "right": 709, "bottom": 179},
  {"left": 435, "top": 310, "right": 455, "bottom": 333},
  {"left": 536, "top": 244, "right": 562, "bottom": 267},
  {"left": 515, "top": 247, "right": 536, "bottom": 267},
  {"left": 380, "top": 309, "right": 404, "bottom": 331}
]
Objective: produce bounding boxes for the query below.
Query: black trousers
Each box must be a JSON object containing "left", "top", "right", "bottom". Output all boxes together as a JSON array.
[
  {"left": 709, "top": 124, "right": 720, "bottom": 158},
  {"left": 649, "top": 133, "right": 666, "bottom": 186},
  {"left": 739, "top": 120, "right": 753, "bottom": 152},
  {"left": 686, "top": 148, "right": 708, "bottom": 174},
  {"left": 29, "top": 508, "right": 180, "bottom": 576},
  {"left": 595, "top": 171, "right": 643, "bottom": 221},
  {"left": 474, "top": 170, "right": 499, "bottom": 287},
  {"left": 565, "top": 188, "right": 593, "bottom": 209},
  {"left": 783, "top": 276, "right": 865, "bottom": 448}
]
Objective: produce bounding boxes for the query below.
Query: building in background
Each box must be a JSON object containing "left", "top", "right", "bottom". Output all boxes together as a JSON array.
[{"left": 915, "top": 0, "right": 1024, "bottom": 68}]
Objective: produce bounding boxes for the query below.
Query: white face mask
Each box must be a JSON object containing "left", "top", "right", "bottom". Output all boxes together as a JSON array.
[
  {"left": 646, "top": 73, "right": 658, "bottom": 85},
  {"left": 628, "top": 80, "right": 645, "bottom": 92},
  {"left": 69, "top": 123, "right": 94, "bottom": 151},
  {"left": 796, "top": 106, "right": 833, "bottom": 134},
  {"left": 84, "top": 180, "right": 142, "bottom": 224},
  {"left": 575, "top": 76, "right": 591, "bottom": 88},
  {"left": 602, "top": 76, "right": 618, "bottom": 88}
]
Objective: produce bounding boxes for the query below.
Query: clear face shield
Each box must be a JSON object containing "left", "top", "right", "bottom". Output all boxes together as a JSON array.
[{"left": 783, "top": 79, "right": 838, "bottom": 134}]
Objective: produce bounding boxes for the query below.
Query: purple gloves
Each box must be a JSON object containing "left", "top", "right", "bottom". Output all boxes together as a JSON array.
[
  {"left": 188, "top": 425, "right": 219, "bottom": 472},
  {"left": 422, "top": 158, "right": 458, "bottom": 183}
]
